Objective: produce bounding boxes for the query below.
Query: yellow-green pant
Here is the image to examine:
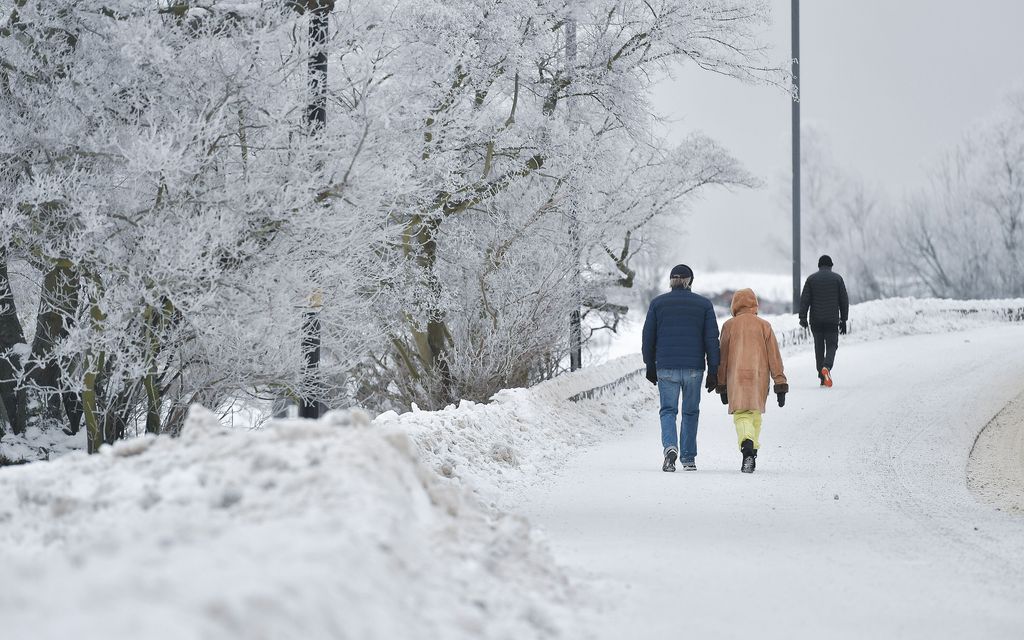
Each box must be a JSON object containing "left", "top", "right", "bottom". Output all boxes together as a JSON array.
[{"left": 733, "top": 410, "right": 762, "bottom": 450}]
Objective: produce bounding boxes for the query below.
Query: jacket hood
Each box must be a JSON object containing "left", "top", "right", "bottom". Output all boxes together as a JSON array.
[{"left": 731, "top": 288, "right": 759, "bottom": 316}]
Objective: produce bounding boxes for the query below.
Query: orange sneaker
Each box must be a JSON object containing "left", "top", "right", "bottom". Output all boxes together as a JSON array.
[{"left": 821, "top": 367, "right": 833, "bottom": 388}]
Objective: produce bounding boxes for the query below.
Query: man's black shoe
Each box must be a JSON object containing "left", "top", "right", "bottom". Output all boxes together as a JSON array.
[{"left": 663, "top": 448, "right": 678, "bottom": 472}]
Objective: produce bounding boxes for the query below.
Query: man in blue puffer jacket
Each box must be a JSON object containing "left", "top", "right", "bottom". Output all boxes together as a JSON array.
[{"left": 642, "top": 264, "right": 721, "bottom": 472}]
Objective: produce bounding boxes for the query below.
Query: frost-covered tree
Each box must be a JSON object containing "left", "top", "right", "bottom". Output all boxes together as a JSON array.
[
  {"left": 897, "top": 91, "right": 1024, "bottom": 299},
  {"left": 2, "top": 0, "right": 781, "bottom": 447},
  {"left": 775, "top": 95, "right": 1024, "bottom": 304},
  {"left": 775, "top": 127, "right": 900, "bottom": 302},
  {"left": 0, "top": 1, "right": 398, "bottom": 447},
  {"left": 355, "top": 0, "right": 780, "bottom": 409}
]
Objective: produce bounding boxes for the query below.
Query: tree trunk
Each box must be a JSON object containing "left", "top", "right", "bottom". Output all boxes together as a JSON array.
[
  {"left": 401, "top": 215, "right": 454, "bottom": 406},
  {"left": 83, "top": 289, "right": 107, "bottom": 453},
  {"left": 82, "top": 351, "right": 104, "bottom": 454},
  {"left": 102, "top": 383, "right": 134, "bottom": 445},
  {"left": 0, "top": 249, "right": 28, "bottom": 435},
  {"left": 143, "top": 306, "right": 161, "bottom": 435},
  {"left": 62, "top": 386, "right": 84, "bottom": 435},
  {"left": 27, "top": 260, "right": 79, "bottom": 423}
]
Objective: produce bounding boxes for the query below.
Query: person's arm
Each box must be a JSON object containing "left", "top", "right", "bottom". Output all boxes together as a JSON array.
[
  {"left": 717, "top": 320, "right": 731, "bottom": 404},
  {"left": 766, "top": 324, "right": 787, "bottom": 387},
  {"left": 766, "top": 324, "right": 788, "bottom": 406},
  {"left": 799, "top": 277, "right": 812, "bottom": 324},
  {"left": 838, "top": 275, "right": 850, "bottom": 322},
  {"left": 642, "top": 301, "right": 657, "bottom": 366},
  {"left": 703, "top": 301, "right": 721, "bottom": 376},
  {"left": 717, "top": 321, "right": 731, "bottom": 385}
]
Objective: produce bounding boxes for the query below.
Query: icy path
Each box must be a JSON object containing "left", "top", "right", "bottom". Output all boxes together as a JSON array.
[{"left": 520, "top": 324, "right": 1024, "bottom": 639}]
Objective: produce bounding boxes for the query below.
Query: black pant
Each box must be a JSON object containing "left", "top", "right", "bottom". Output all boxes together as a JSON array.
[{"left": 811, "top": 325, "right": 839, "bottom": 377}]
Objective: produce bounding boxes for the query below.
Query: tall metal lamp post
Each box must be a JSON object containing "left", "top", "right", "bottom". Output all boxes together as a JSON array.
[
  {"left": 791, "top": 0, "right": 801, "bottom": 314},
  {"left": 567, "top": 17, "right": 583, "bottom": 371},
  {"left": 299, "top": 0, "right": 331, "bottom": 419}
]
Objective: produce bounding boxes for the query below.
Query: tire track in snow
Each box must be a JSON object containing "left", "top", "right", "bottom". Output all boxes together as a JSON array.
[{"left": 968, "top": 388, "right": 1024, "bottom": 514}]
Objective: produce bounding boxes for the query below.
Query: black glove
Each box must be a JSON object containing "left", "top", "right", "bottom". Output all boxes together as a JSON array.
[
  {"left": 717, "top": 385, "right": 728, "bottom": 405},
  {"left": 646, "top": 366, "right": 657, "bottom": 385},
  {"left": 774, "top": 383, "right": 788, "bottom": 408},
  {"left": 799, "top": 318, "right": 808, "bottom": 329},
  {"left": 705, "top": 371, "right": 718, "bottom": 393},
  {"left": 839, "top": 320, "right": 847, "bottom": 335}
]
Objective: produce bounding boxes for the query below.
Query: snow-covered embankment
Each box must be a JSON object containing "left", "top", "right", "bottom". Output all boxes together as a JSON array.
[{"left": 0, "top": 355, "right": 649, "bottom": 639}]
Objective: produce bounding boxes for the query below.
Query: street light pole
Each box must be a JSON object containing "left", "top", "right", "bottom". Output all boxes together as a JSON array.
[
  {"left": 567, "top": 18, "right": 583, "bottom": 372},
  {"left": 791, "top": 0, "right": 801, "bottom": 314},
  {"left": 299, "top": 0, "right": 331, "bottom": 419}
]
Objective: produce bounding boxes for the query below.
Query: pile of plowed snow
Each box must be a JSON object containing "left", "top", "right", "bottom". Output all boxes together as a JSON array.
[
  {"left": 0, "top": 356, "right": 650, "bottom": 639},
  {"left": 0, "top": 408, "right": 575, "bottom": 638}
]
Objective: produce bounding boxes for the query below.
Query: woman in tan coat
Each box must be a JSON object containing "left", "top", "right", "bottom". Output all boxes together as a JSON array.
[{"left": 716, "top": 288, "right": 788, "bottom": 473}]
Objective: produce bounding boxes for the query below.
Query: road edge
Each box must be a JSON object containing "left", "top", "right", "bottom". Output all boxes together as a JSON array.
[{"left": 967, "top": 387, "right": 1024, "bottom": 514}]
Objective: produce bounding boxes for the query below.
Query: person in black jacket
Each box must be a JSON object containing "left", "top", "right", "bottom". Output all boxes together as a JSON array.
[
  {"left": 799, "top": 255, "right": 849, "bottom": 387},
  {"left": 642, "top": 264, "right": 721, "bottom": 472}
]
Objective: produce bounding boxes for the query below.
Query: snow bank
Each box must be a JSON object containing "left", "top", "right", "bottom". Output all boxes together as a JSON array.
[
  {"left": 968, "top": 388, "right": 1024, "bottom": 514},
  {"left": 591, "top": 294, "right": 1024, "bottom": 371},
  {"left": 762, "top": 296, "right": 1024, "bottom": 351},
  {"left": 694, "top": 271, "right": 792, "bottom": 302},
  {"left": 0, "top": 406, "right": 587, "bottom": 639},
  {"left": 0, "top": 355, "right": 655, "bottom": 639},
  {"left": 375, "top": 353, "right": 648, "bottom": 507}
]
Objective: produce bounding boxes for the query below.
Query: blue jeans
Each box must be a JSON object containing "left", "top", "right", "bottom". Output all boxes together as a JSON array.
[{"left": 658, "top": 368, "right": 703, "bottom": 462}]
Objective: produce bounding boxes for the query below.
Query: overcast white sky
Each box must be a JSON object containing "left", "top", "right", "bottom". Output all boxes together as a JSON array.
[{"left": 651, "top": 0, "right": 1024, "bottom": 274}]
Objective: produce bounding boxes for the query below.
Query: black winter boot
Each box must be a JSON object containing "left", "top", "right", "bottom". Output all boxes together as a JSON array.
[
  {"left": 740, "top": 439, "right": 755, "bottom": 473},
  {"left": 663, "top": 448, "right": 678, "bottom": 472}
]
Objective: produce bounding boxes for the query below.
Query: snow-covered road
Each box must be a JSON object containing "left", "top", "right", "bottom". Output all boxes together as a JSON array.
[
  {"left": 3, "top": 317, "right": 1022, "bottom": 639},
  {"left": 520, "top": 324, "right": 1024, "bottom": 639}
]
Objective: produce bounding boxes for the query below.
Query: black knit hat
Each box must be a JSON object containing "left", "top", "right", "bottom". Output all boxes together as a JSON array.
[
  {"left": 669, "top": 264, "right": 694, "bottom": 280},
  {"left": 818, "top": 255, "right": 833, "bottom": 268}
]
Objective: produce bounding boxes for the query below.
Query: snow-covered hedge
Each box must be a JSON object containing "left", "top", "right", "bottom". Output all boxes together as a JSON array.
[{"left": 767, "top": 297, "right": 1024, "bottom": 350}]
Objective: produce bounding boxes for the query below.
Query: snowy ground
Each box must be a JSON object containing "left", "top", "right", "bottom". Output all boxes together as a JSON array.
[
  {"left": 1, "top": 299, "right": 1022, "bottom": 638},
  {"left": 521, "top": 323, "right": 1024, "bottom": 639},
  {"left": 0, "top": 354, "right": 650, "bottom": 639},
  {"left": 969, "top": 387, "right": 1024, "bottom": 514}
]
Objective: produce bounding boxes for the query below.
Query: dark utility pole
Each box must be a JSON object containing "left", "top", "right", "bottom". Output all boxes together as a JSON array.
[
  {"left": 305, "top": 0, "right": 329, "bottom": 130},
  {"left": 299, "top": 0, "right": 331, "bottom": 419},
  {"left": 566, "top": 18, "right": 582, "bottom": 371},
  {"left": 791, "top": 0, "right": 801, "bottom": 314}
]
